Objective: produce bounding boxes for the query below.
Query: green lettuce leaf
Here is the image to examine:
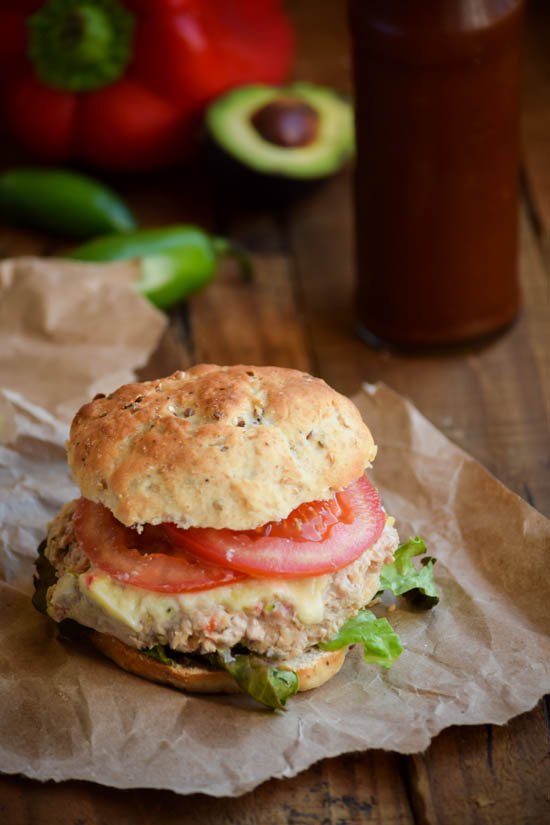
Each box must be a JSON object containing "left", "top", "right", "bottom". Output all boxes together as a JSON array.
[
  {"left": 319, "top": 609, "right": 403, "bottom": 668},
  {"left": 379, "top": 536, "right": 439, "bottom": 609},
  {"left": 32, "top": 539, "right": 54, "bottom": 615},
  {"left": 142, "top": 644, "right": 175, "bottom": 665},
  {"left": 32, "top": 540, "right": 88, "bottom": 641},
  {"left": 142, "top": 645, "right": 298, "bottom": 711},
  {"left": 218, "top": 651, "right": 299, "bottom": 710}
]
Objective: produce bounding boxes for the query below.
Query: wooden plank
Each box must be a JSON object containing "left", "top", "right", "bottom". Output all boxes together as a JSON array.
[
  {"left": 0, "top": 750, "right": 414, "bottom": 825},
  {"left": 0, "top": 225, "right": 61, "bottom": 258},
  {"left": 408, "top": 700, "right": 550, "bottom": 825},
  {"left": 288, "top": 0, "right": 351, "bottom": 92},
  {"left": 189, "top": 250, "right": 311, "bottom": 371}
]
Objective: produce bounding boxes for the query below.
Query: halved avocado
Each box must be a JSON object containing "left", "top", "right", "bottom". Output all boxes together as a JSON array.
[{"left": 205, "top": 83, "right": 354, "bottom": 183}]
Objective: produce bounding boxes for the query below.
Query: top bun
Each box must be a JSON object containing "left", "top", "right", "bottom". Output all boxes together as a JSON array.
[{"left": 68, "top": 365, "right": 376, "bottom": 530}]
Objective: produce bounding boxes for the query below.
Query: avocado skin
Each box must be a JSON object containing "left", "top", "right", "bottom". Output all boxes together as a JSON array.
[{"left": 204, "top": 135, "right": 329, "bottom": 208}]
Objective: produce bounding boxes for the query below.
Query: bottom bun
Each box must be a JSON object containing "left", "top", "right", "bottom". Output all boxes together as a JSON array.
[{"left": 89, "top": 631, "right": 347, "bottom": 695}]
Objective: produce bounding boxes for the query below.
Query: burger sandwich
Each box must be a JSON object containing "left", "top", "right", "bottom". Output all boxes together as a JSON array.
[{"left": 33, "top": 365, "right": 437, "bottom": 709}]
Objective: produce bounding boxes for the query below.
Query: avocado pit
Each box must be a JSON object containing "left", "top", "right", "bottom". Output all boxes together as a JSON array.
[{"left": 251, "top": 98, "right": 320, "bottom": 148}]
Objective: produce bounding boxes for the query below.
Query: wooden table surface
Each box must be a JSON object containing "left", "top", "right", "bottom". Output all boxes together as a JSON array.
[{"left": 1, "top": 1, "right": 549, "bottom": 823}]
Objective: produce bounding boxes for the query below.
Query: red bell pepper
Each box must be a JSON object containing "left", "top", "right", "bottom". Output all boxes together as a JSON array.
[{"left": 0, "top": 0, "right": 293, "bottom": 171}]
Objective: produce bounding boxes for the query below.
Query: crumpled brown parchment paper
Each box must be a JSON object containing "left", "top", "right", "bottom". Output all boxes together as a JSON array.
[
  {"left": 0, "top": 257, "right": 549, "bottom": 797},
  {"left": 0, "top": 256, "right": 166, "bottom": 422}
]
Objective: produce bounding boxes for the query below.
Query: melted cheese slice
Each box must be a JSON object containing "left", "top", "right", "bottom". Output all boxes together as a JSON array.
[{"left": 79, "top": 569, "right": 330, "bottom": 632}]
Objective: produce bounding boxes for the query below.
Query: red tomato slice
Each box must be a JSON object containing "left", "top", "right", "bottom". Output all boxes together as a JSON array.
[
  {"left": 73, "top": 498, "right": 247, "bottom": 593},
  {"left": 164, "top": 476, "right": 385, "bottom": 579}
]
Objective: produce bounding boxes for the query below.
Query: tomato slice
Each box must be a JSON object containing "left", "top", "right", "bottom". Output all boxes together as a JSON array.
[
  {"left": 164, "top": 475, "right": 385, "bottom": 579},
  {"left": 73, "top": 498, "right": 247, "bottom": 593}
]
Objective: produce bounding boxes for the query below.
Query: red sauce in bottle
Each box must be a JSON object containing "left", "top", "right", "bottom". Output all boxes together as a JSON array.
[{"left": 349, "top": 0, "right": 524, "bottom": 347}]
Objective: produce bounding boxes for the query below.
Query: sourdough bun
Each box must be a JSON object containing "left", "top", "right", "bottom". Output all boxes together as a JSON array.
[
  {"left": 89, "top": 631, "right": 347, "bottom": 694},
  {"left": 68, "top": 365, "right": 376, "bottom": 529}
]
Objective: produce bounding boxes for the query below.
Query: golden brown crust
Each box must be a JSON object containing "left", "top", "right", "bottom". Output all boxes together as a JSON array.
[
  {"left": 89, "top": 631, "right": 347, "bottom": 694},
  {"left": 89, "top": 632, "right": 241, "bottom": 693},
  {"left": 68, "top": 365, "right": 376, "bottom": 529},
  {"left": 281, "top": 647, "right": 347, "bottom": 690}
]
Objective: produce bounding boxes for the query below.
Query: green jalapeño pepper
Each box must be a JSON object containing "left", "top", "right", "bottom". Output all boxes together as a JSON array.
[
  {"left": 68, "top": 225, "right": 250, "bottom": 310},
  {"left": 0, "top": 168, "right": 136, "bottom": 237}
]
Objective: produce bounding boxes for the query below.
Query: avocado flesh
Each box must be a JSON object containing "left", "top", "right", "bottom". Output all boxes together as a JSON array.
[{"left": 206, "top": 84, "right": 354, "bottom": 179}]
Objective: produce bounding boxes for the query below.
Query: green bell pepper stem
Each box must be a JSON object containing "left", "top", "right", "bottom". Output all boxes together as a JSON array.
[
  {"left": 68, "top": 225, "right": 251, "bottom": 310},
  {"left": 0, "top": 168, "right": 136, "bottom": 238}
]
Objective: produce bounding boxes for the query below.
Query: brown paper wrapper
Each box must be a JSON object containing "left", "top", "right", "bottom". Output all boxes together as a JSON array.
[
  {"left": 1, "top": 258, "right": 549, "bottom": 796},
  {"left": 0, "top": 256, "right": 167, "bottom": 422}
]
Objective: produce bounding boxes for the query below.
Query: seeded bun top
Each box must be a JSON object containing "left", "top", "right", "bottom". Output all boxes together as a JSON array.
[{"left": 68, "top": 364, "right": 376, "bottom": 530}]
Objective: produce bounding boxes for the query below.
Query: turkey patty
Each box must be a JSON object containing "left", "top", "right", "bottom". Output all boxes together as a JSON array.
[{"left": 45, "top": 500, "right": 399, "bottom": 659}]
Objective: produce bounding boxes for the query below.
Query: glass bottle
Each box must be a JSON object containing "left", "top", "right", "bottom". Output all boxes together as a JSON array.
[{"left": 349, "top": 0, "right": 524, "bottom": 347}]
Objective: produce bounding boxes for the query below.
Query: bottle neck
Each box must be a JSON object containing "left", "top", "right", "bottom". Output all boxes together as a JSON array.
[{"left": 348, "top": 0, "right": 524, "bottom": 64}]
